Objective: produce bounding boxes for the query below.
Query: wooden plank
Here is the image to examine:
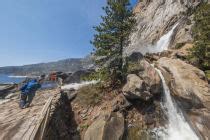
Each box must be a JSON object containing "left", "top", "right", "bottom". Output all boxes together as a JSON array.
[{"left": 28, "top": 96, "right": 54, "bottom": 140}]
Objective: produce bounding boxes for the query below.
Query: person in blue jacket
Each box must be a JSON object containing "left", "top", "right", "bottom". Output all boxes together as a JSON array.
[{"left": 19, "top": 79, "right": 41, "bottom": 109}]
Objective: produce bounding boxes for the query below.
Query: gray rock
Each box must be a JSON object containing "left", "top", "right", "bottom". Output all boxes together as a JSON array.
[
  {"left": 137, "top": 60, "right": 162, "bottom": 95},
  {"left": 126, "top": 0, "right": 202, "bottom": 55},
  {"left": 123, "top": 74, "right": 152, "bottom": 101},
  {"left": 126, "top": 52, "right": 162, "bottom": 96}
]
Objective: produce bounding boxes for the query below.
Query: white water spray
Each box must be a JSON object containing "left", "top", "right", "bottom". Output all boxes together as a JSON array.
[
  {"left": 136, "top": 23, "right": 178, "bottom": 55},
  {"left": 156, "top": 69, "right": 199, "bottom": 140},
  {"left": 61, "top": 80, "right": 98, "bottom": 90},
  {"left": 148, "top": 23, "right": 178, "bottom": 53}
]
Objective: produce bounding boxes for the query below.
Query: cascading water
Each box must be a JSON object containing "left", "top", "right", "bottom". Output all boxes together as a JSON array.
[
  {"left": 141, "top": 22, "right": 200, "bottom": 139},
  {"left": 156, "top": 69, "right": 199, "bottom": 140},
  {"left": 147, "top": 23, "right": 178, "bottom": 53},
  {"left": 135, "top": 23, "right": 179, "bottom": 54}
]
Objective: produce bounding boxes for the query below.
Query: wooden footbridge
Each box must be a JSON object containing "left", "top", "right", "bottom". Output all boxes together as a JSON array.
[{"left": 0, "top": 88, "right": 59, "bottom": 140}]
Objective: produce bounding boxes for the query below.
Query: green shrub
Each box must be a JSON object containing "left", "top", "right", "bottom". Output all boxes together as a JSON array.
[
  {"left": 75, "top": 84, "right": 103, "bottom": 106},
  {"left": 188, "top": 3, "right": 210, "bottom": 70},
  {"left": 205, "top": 70, "right": 210, "bottom": 79},
  {"left": 127, "top": 61, "right": 144, "bottom": 74}
]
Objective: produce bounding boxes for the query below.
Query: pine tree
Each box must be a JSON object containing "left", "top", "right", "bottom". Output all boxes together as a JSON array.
[
  {"left": 91, "top": 0, "right": 136, "bottom": 86},
  {"left": 189, "top": 3, "right": 210, "bottom": 70}
]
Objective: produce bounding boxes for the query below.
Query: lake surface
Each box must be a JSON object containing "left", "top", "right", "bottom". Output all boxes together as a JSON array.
[{"left": 0, "top": 74, "right": 26, "bottom": 84}]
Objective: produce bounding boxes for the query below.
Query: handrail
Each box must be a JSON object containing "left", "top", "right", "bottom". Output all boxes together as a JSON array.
[{"left": 28, "top": 96, "right": 54, "bottom": 140}]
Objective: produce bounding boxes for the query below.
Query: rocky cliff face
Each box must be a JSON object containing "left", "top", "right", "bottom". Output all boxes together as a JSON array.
[
  {"left": 122, "top": 0, "right": 210, "bottom": 139},
  {"left": 126, "top": 0, "right": 203, "bottom": 55}
]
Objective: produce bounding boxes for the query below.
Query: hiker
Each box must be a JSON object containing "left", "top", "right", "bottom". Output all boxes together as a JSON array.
[{"left": 19, "top": 79, "right": 41, "bottom": 109}]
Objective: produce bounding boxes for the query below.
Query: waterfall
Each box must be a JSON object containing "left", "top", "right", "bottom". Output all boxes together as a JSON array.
[
  {"left": 147, "top": 23, "right": 178, "bottom": 53},
  {"left": 136, "top": 23, "right": 178, "bottom": 55},
  {"left": 156, "top": 69, "right": 199, "bottom": 140}
]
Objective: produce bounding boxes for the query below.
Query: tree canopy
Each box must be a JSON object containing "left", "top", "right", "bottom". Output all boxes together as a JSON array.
[{"left": 91, "top": 0, "right": 136, "bottom": 86}]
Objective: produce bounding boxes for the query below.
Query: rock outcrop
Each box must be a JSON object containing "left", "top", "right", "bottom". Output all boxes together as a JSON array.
[
  {"left": 157, "top": 57, "right": 209, "bottom": 109},
  {"left": 126, "top": 0, "right": 204, "bottom": 55},
  {"left": 123, "top": 74, "right": 151, "bottom": 101},
  {"left": 123, "top": 52, "right": 162, "bottom": 101},
  {"left": 84, "top": 112, "right": 124, "bottom": 140}
]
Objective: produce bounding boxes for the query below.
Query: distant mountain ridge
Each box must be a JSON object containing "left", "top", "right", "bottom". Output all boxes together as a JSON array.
[{"left": 0, "top": 57, "right": 94, "bottom": 76}]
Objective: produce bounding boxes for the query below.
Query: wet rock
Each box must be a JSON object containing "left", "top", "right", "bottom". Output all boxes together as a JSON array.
[{"left": 84, "top": 112, "right": 124, "bottom": 140}]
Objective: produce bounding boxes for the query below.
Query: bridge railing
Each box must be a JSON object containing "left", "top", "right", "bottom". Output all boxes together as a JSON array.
[{"left": 28, "top": 96, "right": 54, "bottom": 140}]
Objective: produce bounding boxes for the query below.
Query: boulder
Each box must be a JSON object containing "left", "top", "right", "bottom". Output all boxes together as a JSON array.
[
  {"left": 123, "top": 74, "right": 152, "bottom": 101},
  {"left": 126, "top": 52, "right": 162, "bottom": 99},
  {"left": 123, "top": 52, "right": 162, "bottom": 101},
  {"left": 127, "top": 52, "right": 144, "bottom": 62},
  {"left": 84, "top": 112, "right": 124, "bottom": 140},
  {"left": 127, "top": 52, "right": 145, "bottom": 74},
  {"left": 138, "top": 60, "right": 162, "bottom": 95}
]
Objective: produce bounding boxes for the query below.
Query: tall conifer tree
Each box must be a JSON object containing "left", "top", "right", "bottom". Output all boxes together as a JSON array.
[{"left": 91, "top": 0, "right": 136, "bottom": 85}]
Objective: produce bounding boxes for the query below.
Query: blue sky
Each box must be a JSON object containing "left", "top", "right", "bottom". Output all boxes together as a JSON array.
[{"left": 0, "top": 0, "right": 138, "bottom": 67}]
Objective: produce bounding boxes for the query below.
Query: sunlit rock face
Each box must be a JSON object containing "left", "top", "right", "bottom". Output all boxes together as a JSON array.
[{"left": 126, "top": 0, "right": 203, "bottom": 55}]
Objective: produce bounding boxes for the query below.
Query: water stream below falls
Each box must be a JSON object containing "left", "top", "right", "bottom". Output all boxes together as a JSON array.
[{"left": 156, "top": 69, "right": 199, "bottom": 140}]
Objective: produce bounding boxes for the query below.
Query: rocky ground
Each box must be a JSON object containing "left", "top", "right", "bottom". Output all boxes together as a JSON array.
[{"left": 62, "top": 47, "right": 209, "bottom": 140}]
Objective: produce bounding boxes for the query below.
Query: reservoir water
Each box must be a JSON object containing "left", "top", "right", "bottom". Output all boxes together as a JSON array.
[{"left": 0, "top": 74, "right": 26, "bottom": 84}]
